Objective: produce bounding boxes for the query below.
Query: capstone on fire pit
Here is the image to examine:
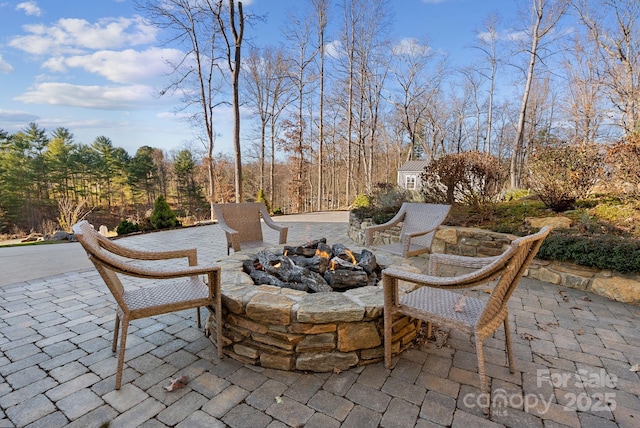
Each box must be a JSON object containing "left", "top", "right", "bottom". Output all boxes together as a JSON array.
[
  {"left": 242, "top": 238, "right": 381, "bottom": 292},
  {"left": 207, "top": 241, "right": 423, "bottom": 373}
]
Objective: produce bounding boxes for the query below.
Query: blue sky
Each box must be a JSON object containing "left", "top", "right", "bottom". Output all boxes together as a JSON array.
[{"left": 0, "top": 0, "right": 520, "bottom": 156}]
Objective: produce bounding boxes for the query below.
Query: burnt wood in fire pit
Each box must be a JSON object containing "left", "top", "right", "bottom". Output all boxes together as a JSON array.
[{"left": 244, "top": 239, "right": 382, "bottom": 292}]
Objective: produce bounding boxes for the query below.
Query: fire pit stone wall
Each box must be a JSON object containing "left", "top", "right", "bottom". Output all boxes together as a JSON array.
[{"left": 206, "top": 247, "right": 423, "bottom": 372}]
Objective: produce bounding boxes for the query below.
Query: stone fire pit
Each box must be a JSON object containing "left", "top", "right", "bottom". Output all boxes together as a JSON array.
[{"left": 206, "top": 245, "right": 422, "bottom": 372}]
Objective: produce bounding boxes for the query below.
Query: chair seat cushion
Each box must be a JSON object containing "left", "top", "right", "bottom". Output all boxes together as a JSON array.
[
  {"left": 123, "top": 277, "right": 209, "bottom": 311},
  {"left": 399, "top": 286, "right": 485, "bottom": 330}
]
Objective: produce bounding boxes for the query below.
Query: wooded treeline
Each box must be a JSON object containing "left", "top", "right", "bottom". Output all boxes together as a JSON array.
[{"left": 2, "top": 0, "right": 640, "bottom": 234}]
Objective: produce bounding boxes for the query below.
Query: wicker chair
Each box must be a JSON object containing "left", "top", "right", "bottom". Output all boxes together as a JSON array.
[
  {"left": 213, "top": 202, "right": 288, "bottom": 254},
  {"left": 72, "top": 220, "right": 223, "bottom": 390},
  {"left": 365, "top": 202, "right": 451, "bottom": 258},
  {"left": 383, "top": 226, "right": 552, "bottom": 415}
]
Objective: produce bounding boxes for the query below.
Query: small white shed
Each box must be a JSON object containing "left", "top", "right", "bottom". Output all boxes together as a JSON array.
[{"left": 397, "top": 160, "right": 429, "bottom": 190}]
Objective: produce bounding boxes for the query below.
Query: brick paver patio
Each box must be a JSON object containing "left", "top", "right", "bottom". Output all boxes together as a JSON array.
[{"left": 0, "top": 212, "right": 638, "bottom": 427}]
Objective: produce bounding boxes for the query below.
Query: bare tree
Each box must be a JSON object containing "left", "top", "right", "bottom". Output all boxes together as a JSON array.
[
  {"left": 389, "top": 38, "right": 445, "bottom": 162},
  {"left": 573, "top": 0, "right": 640, "bottom": 135},
  {"left": 313, "top": 0, "right": 329, "bottom": 211},
  {"left": 283, "top": 4, "right": 318, "bottom": 212},
  {"left": 509, "top": 0, "right": 569, "bottom": 189},
  {"left": 561, "top": 32, "right": 605, "bottom": 143},
  {"left": 471, "top": 13, "right": 504, "bottom": 154},
  {"left": 212, "top": 0, "right": 246, "bottom": 202},
  {"left": 138, "top": 0, "right": 225, "bottom": 220}
]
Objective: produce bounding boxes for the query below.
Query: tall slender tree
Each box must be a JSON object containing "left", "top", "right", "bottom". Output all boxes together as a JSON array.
[{"left": 510, "top": 0, "right": 569, "bottom": 189}]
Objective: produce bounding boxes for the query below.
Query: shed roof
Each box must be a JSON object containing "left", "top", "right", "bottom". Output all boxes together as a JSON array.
[{"left": 398, "top": 160, "right": 429, "bottom": 172}]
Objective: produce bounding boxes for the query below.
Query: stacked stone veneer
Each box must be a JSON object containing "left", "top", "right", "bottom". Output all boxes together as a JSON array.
[
  {"left": 349, "top": 213, "right": 640, "bottom": 304},
  {"left": 206, "top": 249, "right": 422, "bottom": 372}
]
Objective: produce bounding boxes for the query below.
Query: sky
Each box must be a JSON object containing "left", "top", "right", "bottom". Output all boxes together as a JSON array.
[{"left": 0, "top": 0, "right": 521, "bottom": 156}]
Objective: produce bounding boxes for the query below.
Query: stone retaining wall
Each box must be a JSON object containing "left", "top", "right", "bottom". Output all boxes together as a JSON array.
[
  {"left": 206, "top": 250, "right": 423, "bottom": 372},
  {"left": 349, "top": 213, "right": 640, "bottom": 304}
]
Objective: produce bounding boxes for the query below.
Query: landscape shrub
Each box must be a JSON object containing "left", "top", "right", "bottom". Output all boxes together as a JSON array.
[
  {"left": 116, "top": 220, "right": 140, "bottom": 235},
  {"left": 525, "top": 142, "right": 604, "bottom": 212},
  {"left": 351, "top": 184, "right": 413, "bottom": 224},
  {"left": 256, "top": 188, "right": 271, "bottom": 213},
  {"left": 606, "top": 133, "right": 640, "bottom": 195},
  {"left": 419, "top": 151, "right": 506, "bottom": 208},
  {"left": 537, "top": 230, "right": 640, "bottom": 273},
  {"left": 149, "top": 196, "right": 181, "bottom": 230},
  {"left": 351, "top": 193, "right": 372, "bottom": 209}
]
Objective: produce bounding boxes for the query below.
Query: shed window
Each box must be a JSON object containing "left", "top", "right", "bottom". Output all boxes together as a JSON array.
[{"left": 405, "top": 175, "right": 416, "bottom": 190}]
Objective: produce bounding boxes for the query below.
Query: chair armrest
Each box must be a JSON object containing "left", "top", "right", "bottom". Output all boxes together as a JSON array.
[
  {"left": 100, "top": 238, "right": 199, "bottom": 266},
  {"left": 383, "top": 258, "right": 505, "bottom": 289},
  {"left": 108, "top": 260, "right": 221, "bottom": 281},
  {"left": 428, "top": 253, "right": 500, "bottom": 276},
  {"left": 259, "top": 205, "right": 288, "bottom": 244}
]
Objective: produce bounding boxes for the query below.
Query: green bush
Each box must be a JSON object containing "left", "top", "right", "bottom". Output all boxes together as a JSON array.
[
  {"left": 537, "top": 231, "right": 640, "bottom": 272},
  {"left": 352, "top": 193, "right": 372, "bottom": 209},
  {"left": 150, "top": 196, "right": 181, "bottom": 230},
  {"left": 256, "top": 189, "right": 271, "bottom": 213},
  {"left": 116, "top": 220, "right": 140, "bottom": 235}
]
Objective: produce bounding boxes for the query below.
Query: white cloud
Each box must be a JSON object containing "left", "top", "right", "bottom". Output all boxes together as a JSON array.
[
  {"left": 392, "top": 38, "right": 431, "bottom": 56},
  {"left": 0, "top": 54, "right": 13, "bottom": 73},
  {"left": 326, "top": 40, "right": 343, "bottom": 59},
  {"left": 15, "top": 82, "right": 157, "bottom": 109},
  {"left": 42, "top": 47, "right": 184, "bottom": 84},
  {"left": 16, "top": 1, "right": 41, "bottom": 16},
  {"left": 9, "top": 16, "right": 157, "bottom": 55}
]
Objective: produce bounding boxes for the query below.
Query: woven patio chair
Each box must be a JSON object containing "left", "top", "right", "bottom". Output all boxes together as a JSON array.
[
  {"left": 214, "top": 202, "right": 288, "bottom": 254},
  {"left": 72, "top": 220, "right": 223, "bottom": 390},
  {"left": 365, "top": 202, "right": 451, "bottom": 258},
  {"left": 383, "top": 226, "right": 552, "bottom": 415}
]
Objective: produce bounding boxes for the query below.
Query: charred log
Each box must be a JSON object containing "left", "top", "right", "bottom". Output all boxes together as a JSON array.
[
  {"left": 288, "top": 254, "right": 329, "bottom": 275},
  {"left": 332, "top": 243, "right": 357, "bottom": 264},
  {"left": 330, "top": 256, "right": 361, "bottom": 271},
  {"left": 356, "top": 249, "right": 377, "bottom": 275},
  {"left": 324, "top": 269, "right": 369, "bottom": 290},
  {"left": 253, "top": 250, "right": 332, "bottom": 292}
]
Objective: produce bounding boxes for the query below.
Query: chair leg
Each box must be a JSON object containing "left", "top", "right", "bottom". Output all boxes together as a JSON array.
[
  {"left": 196, "top": 306, "right": 202, "bottom": 328},
  {"left": 475, "top": 336, "right": 490, "bottom": 416},
  {"left": 216, "top": 295, "right": 223, "bottom": 359},
  {"left": 115, "top": 316, "right": 130, "bottom": 390},
  {"left": 503, "top": 317, "right": 515, "bottom": 373},
  {"left": 112, "top": 312, "right": 121, "bottom": 353}
]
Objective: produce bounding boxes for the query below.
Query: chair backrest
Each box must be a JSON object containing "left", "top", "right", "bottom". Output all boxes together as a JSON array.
[
  {"left": 213, "top": 202, "right": 265, "bottom": 243},
  {"left": 72, "top": 221, "right": 128, "bottom": 310},
  {"left": 401, "top": 203, "right": 451, "bottom": 248},
  {"left": 477, "top": 226, "right": 552, "bottom": 330}
]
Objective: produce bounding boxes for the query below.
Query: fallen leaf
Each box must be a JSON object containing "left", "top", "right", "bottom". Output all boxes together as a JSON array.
[
  {"left": 275, "top": 396, "right": 283, "bottom": 404},
  {"left": 581, "top": 296, "right": 592, "bottom": 302},
  {"left": 433, "top": 330, "right": 449, "bottom": 348},
  {"left": 536, "top": 322, "right": 547, "bottom": 331},
  {"left": 453, "top": 292, "right": 467, "bottom": 312},
  {"left": 630, "top": 364, "right": 640, "bottom": 372},
  {"left": 483, "top": 289, "right": 492, "bottom": 294},
  {"left": 559, "top": 291, "right": 569, "bottom": 302},
  {"left": 164, "top": 375, "right": 189, "bottom": 392},
  {"left": 333, "top": 367, "right": 342, "bottom": 374},
  {"left": 576, "top": 329, "right": 585, "bottom": 335},
  {"left": 521, "top": 332, "right": 538, "bottom": 341},
  {"left": 547, "top": 322, "right": 559, "bottom": 327},
  {"left": 570, "top": 306, "right": 583, "bottom": 311}
]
